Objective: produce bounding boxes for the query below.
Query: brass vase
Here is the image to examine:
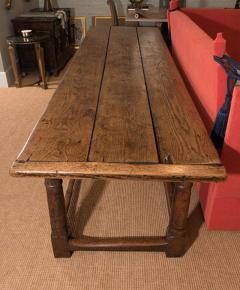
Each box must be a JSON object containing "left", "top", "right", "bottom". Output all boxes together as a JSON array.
[{"left": 43, "top": 0, "right": 53, "bottom": 12}]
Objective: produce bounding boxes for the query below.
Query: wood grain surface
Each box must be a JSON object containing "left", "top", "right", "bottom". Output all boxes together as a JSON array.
[
  {"left": 18, "top": 26, "right": 111, "bottom": 162},
  {"left": 12, "top": 26, "right": 225, "bottom": 181},
  {"left": 89, "top": 27, "right": 158, "bottom": 163},
  {"left": 137, "top": 27, "right": 220, "bottom": 165}
]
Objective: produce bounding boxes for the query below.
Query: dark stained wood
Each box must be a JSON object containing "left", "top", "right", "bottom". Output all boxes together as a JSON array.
[
  {"left": 89, "top": 27, "right": 158, "bottom": 163},
  {"left": 137, "top": 27, "right": 221, "bottom": 165},
  {"left": 10, "top": 161, "right": 226, "bottom": 182},
  {"left": 68, "top": 236, "right": 168, "bottom": 251},
  {"left": 17, "top": 26, "right": 111, "bottom": 163},
  {"left": 166, "top": 182, "right": 193, "bottom": 257},
  {"left": 45, "top": 179, "right": 72, "bottom": 258}
]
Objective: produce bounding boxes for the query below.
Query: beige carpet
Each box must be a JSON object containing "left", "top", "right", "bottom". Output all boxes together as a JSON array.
[{"left": 0, "top": 84, "right": 240, "bottom": 290}]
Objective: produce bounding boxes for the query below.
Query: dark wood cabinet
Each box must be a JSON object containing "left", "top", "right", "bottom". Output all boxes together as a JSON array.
[{"left": 12, "top": 8, "right": 75, "bottom": 75}]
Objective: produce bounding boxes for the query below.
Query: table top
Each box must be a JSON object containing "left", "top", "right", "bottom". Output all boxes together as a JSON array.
[
  {"left": 10, "top": 26, "right": 226, "bottom": 182},
  {"left": 7, "top": 33, "right": 50, "bottom": 45},
  {"left": 126, "top": 7, "right": 168, "bottom": 23}
]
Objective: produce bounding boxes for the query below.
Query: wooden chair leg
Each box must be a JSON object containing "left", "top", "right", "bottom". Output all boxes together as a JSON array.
[
  {"left": 34, "top": 43, "right": 48, "bottom": 89},
  {"left": 166, "top": 182, "right": 193, "bottom": 257},
  {"left": 8, "top": 45, "right": 21, "bottom": 88},
  {"left": 45, "top": 179, "right": 72, "bottom": 258}
]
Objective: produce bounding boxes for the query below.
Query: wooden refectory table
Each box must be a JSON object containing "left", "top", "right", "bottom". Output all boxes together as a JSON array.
[{"left": 10, "top": 26, "right": 226, "bottom": 258}]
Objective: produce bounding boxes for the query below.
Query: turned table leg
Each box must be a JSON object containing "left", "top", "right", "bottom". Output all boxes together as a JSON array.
[
  {"left": 45, "top": 179, "right": 72, "bottom": 258},
  {"left": 166, "top": 182, "right": 193, "bottom": 257}
]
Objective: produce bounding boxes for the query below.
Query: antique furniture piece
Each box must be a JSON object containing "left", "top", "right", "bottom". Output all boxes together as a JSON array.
[
  {"left": 168, "top": 2, "right": 240, "bottom": 230},
  {"left": 12, "top": 8, "right": 74, "bottom": 75},
  {"left": 44, "top": 0, "right": 53, "bottom": 12},
  {"left": 10, "top": 26, "right": 226, "bottom": 258},
  {"left": 7, "top": 33, "right": 49, "bottom": 89},
  {"left": 126, "top": 7, "right": 167, "bottom": 23},
  {"left": 107, "top": 0, "right": 119, "bottom": 26}
]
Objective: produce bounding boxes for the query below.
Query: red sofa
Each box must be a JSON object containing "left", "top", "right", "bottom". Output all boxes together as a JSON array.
[{"left": 168, "top": 2, "right": 240, "bottom": 230}]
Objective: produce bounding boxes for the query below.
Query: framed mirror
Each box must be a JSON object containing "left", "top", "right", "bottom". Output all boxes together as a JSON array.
[{"left": 5, "top": 0, "right": 11, "bottom": 9}]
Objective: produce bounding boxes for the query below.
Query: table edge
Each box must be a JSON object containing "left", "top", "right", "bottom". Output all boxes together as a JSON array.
[{"left": 10, "top": 161, "right": 227, "bottom": 182}]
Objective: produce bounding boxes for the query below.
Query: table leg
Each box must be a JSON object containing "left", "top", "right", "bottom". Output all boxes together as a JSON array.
[
  {"left": 166, "top": 182, "right": 193, "bottom": 257},
  {"left": 8, "top": 45, "right": 21, "bottom": 88},
  {"left": 34, "top": 43, "right": 48, "bottom": 89},
  {"left": 45, "top": 179, "right": 72, "bottom": 258},
  {"left": 164, "top": 182, "right": 174, "bottom": 218}
]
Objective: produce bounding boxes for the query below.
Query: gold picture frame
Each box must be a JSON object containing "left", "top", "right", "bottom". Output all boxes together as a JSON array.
[
  {"left": 92, "top": 16, "right": 125, "bottom": 27},
  {"left": 5, "top": 0, "right": 12, "bottom": 9},
  {"left": 70, "top": 16, "right": 86, "bottom": 49}
]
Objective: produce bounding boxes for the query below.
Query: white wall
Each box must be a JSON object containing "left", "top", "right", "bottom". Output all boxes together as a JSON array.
[{"left": 0, "top": 0, "right": 38, "bottom": 87}]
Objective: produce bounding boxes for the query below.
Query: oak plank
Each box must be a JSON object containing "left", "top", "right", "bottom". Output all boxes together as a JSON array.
[
  {"left": 137, "top": 27, "right": 220, "bottom": 165},
  {"left": 17, "top": 26, "right": 111, "bottom": 162},
  {"left": 89, "top": 27, "right": 158, "bottom": 163},
  {"left": 10, "top": 161, "right": 226, "bottom": 182}
]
